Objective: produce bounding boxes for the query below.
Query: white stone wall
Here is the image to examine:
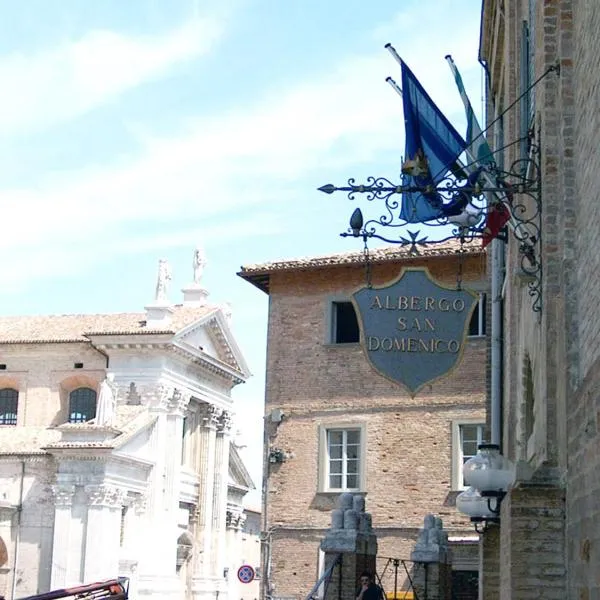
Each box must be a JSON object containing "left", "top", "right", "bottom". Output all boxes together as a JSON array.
[{"left": 0, "top": 338, "right": 248, "bottom": 600}]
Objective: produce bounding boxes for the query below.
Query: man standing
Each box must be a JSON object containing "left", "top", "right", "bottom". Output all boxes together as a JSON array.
[{"left": 356, "top": 571, "right": 384, "bottom": 600}]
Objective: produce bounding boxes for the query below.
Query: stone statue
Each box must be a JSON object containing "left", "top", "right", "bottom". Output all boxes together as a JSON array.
[
  {"left": 96, "top": 374, "right": 117, "bottom": 426},
  {"left": 192, "top": 247, "right": 207, "bottom": 285},
  {"left": 155, "top": 259, "right": 172, "bottom": 303}
]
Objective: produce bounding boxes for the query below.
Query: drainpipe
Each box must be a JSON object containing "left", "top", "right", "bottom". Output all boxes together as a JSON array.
[
  {"left": 11, "top": 461, "right": 25, "bottom": 600},
  {"left": 490, "top": 239, "right": 504, "bottom": 446},
  {"left": 479, "top": 52, "right": 504, "bottom": 448}
]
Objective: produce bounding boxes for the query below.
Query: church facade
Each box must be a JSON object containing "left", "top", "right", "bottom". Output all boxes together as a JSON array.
[{"left": 0, "top": 252, "right": 254, "bottom": 600}]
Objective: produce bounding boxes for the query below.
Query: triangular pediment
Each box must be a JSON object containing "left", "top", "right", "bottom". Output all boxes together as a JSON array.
[
  {"left": 229, "top": 445, "right": 255, "bottom": 491},
  {"left": 173, "top": 309, "right": 251, "bottom": 380}
]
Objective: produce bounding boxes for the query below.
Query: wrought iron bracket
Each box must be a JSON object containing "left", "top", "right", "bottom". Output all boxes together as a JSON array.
[{"left": 318, "top": 146, "right": 543, "bottom": 312}]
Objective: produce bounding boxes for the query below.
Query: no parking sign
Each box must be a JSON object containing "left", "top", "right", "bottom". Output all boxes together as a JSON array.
[{"left": 237, "top": 564, "right": 255, "bottom": 584}]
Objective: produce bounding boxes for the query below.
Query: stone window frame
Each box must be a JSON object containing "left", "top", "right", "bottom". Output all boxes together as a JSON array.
[
  {"left": 317, "top": 422, "right": 366, "bottom": 493},
  {"left": 324, "top": 295, "right": 360, "bottom": 346},
  {"left": 451, "top": 419, "right": 485, "bottom": 490}
]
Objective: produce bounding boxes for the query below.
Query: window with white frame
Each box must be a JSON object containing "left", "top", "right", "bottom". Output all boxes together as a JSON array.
[
  {"left": 452, "top": 422, "right": 485, "bottom": 489},
  {"left": 468, "top": 293, "right": 487, "bottom": 337},
  {"left": 319, "top": 425, "right": 364, "bottom": 492}
]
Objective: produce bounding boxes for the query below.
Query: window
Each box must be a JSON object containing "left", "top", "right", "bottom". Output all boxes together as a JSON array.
[
  {"left": 452, "top": 422, "right": 485, "bottom": 489},
  {"left": 0, "top": 389, "right": 18, "bottom": 426},
  {"left": 330, "top": 301, "right": 359, "bottom": 344},
  {"left": 468, "top": 293, "right": 487, "bottom": 337},
  {"left": 520, "top": 15, "right": 535, "bottom": 164},
  {"left": 319, "top": 425, "right": 365, "bottom": 492},
  {"left": 68, "top": 387, "right": 97, "bottom": 423}
]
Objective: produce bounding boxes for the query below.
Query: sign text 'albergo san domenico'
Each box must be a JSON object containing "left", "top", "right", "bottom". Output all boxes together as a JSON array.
[{"left": 352, "top": 268, "right": 477, "bottom": 395}]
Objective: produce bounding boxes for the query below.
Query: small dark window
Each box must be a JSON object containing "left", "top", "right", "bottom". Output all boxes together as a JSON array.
[
  {"left": 68, "top": 387, "right": 97, "bottom": 423},
  {"left": 0, "top": 389, "right": 18, "bottom": 426},
  {"left": 332, "top": 302, "right": 359, "bottom": 344},
  {"left": 468, "top": 294, "right": 487, "bottom": 336},
  {"left": 74, "top": 362, "right": 84, "bottom": 369},
  {"left": 0, "top": 365, "right": 6, "bottom": 370}
]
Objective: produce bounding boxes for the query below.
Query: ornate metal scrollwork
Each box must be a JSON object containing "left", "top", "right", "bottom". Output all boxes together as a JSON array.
[{"left": 319, "top": 145, "right": 543, "bottom": 312}]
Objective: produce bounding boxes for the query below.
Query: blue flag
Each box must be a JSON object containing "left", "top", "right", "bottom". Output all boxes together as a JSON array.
[{"left": 400, "top": 60, "right": 467, "bottom": 223}]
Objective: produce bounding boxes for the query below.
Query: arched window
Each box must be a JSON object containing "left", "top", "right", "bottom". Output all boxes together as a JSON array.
[
  {"left": 0, "top": 389, "right": 18, "bottom": 426},
  {"left": 68, "top": 387, "right": 97, "bottom": 423}
]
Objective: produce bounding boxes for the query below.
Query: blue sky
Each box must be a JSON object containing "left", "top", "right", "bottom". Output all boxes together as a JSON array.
[{"left": 0, "top": 0, "right": 483, "bottom": 505}]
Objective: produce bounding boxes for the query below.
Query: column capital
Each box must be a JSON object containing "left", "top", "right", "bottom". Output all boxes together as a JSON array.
[
  {"left": 217, "top": 410, "right": 233, "bottom": 435},
  {"left": 52, "top": 484, "right": 76, "bottom": 507},
  {"left": 84, "top": 484, "right": 124, "bottom": 507},
  {"left": 199, "top": 404, "right": 222, "bottom": 429},
  {"left": 168, "top": 388, "right": 191, "bottom": 415},
  {"left": 226, "top": 508, "right": 246, "bottom": 531},
  {"left": 131, "top": 494, "right": 147, "bottom": 515}
]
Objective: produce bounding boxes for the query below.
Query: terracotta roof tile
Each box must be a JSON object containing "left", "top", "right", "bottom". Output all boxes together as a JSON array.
[
  {"left": 238, "top": 241, "right": 485, "bottom": 292},
  {"left": 0, "top": 304, "right": 217, "bottom": 344}
]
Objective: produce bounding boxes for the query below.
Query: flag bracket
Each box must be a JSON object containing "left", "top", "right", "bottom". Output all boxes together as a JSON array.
[{"left": 318, "top": 144, "right": 543, "bottom": 312}]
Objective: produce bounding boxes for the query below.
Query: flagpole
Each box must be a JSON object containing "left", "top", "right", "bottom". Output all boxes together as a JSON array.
[
  {"left": 384, "top": 43, "right": 403, "bottom": 68},
  {"left": 385, "top": 76, "right": 403, "bottom": 98}
]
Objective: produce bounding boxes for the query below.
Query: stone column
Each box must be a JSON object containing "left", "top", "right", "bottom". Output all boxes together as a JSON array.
[
  {"left": 321, "top": 494, "right": 377, "bottom": 600},
  {"left": 50, "top": 484, "right": 76, "bottom": 588},
  {"left": 192, "top": 404, "right": 221, "bottom": 582},
  {"left": 498, "top": 485, "right": 565, "bottom": 600},
  {"left": 211, "top": 410, "right": 232, "bottom": 578},
  {"left": 479, "top": 524, "right": 500, "bottom": 600},
  {"left": 83, "top": 484, "right": 124, "bottom": 582},
  {"left": 410, "top": 515, "right": 452, "bottom": 600},
  {"left": 164, "top": 390, "right": 191, "bottom": 515}
]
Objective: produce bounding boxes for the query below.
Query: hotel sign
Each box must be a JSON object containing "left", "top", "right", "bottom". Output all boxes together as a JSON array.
[{"left": 352, "top": 268, "right": 478, "bottom": 395}]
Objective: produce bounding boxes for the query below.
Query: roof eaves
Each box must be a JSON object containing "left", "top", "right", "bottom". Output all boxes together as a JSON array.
[
  {"left": 238, "top": 244, "right": 485, "bottom": 293},
  {"left": 0, "top": 338, "right": 88, "bottom": 345}
]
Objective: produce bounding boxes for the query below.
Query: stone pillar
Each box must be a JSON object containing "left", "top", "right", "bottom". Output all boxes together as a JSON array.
[
  {"left": 479, "top": 524, "right": 500, "bottom": 600},
  {"left": 320, "top": 494, "right": 377, "bottom": 600},
  {"left": 499, "top": 485, "right": 565, "bottom": 600},
  {"left": 211, "top": 411, "right": 232, "bottom": 579},
  {"left": 192, "top": 403, "right": 221, "bottom": 591},
  {"left": 137, "top": 385, "right": 185, "bottom": 600},
  {"left": 50, "top": 484, "right": 76, "bottom": 588},
  {"left": 83, "top": 484, "right": 124, "bottom": 582},
  {"left": 164, "top": 390, "right": 190, "bottom": 515},
  {"left": 410, "top": 515, "right": 452, "bottom": 600}
]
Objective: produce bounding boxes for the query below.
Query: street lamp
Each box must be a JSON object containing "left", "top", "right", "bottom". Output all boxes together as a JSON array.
[{"left": 456, "top": 443, "right": 515, "bottom": 533}]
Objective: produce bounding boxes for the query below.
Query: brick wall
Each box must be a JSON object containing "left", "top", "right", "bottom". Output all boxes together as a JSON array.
[
  {"left": 570, "top": 5, "right": 600, "bottom": 595},
  {"left": 480, "top": 1, "right": 600, "bottom": 598},
  {"left": 262, "top": 253, "right": 487, "bottom": 599}
]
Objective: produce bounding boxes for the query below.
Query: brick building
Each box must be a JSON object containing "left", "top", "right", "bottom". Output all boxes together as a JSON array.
[
  {"left": 239, "top": 243, "right": 488, "bottom": 600},
  {"left": 0, "top": 253, "right": 255, "bottom": 600},
  {"left": 479, "top": 1, "right": 600, "bottom": 598}
]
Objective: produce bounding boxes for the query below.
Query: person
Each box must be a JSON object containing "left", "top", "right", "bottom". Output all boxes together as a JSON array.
[{"left": 356, "top": 571, "right": 384, "bottom": 600}]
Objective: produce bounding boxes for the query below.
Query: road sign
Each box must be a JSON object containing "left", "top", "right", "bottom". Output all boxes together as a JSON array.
[{"left": 237, "top": 565, "right": 255, "bottom": 584}]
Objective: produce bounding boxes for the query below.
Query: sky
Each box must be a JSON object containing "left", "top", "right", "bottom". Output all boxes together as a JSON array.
[{"left": 0, "top": 0, "right": 483, "bottom": 507}]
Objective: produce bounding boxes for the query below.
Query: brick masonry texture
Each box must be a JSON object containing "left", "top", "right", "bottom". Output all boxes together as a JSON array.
[
  {"left": 481, "top": 1, "right": 600, "bottom": 599},
  {"left": 258, "top": 253, "right": 487, "bottom": 599}
]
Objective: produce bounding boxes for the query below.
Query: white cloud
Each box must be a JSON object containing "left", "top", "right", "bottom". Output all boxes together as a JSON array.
[
  {"left": 0, "top": 3, "right": 483, "bottom": 290},
  {"left": 0, "top": 17, "right": 223, "bottom": 136}
]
